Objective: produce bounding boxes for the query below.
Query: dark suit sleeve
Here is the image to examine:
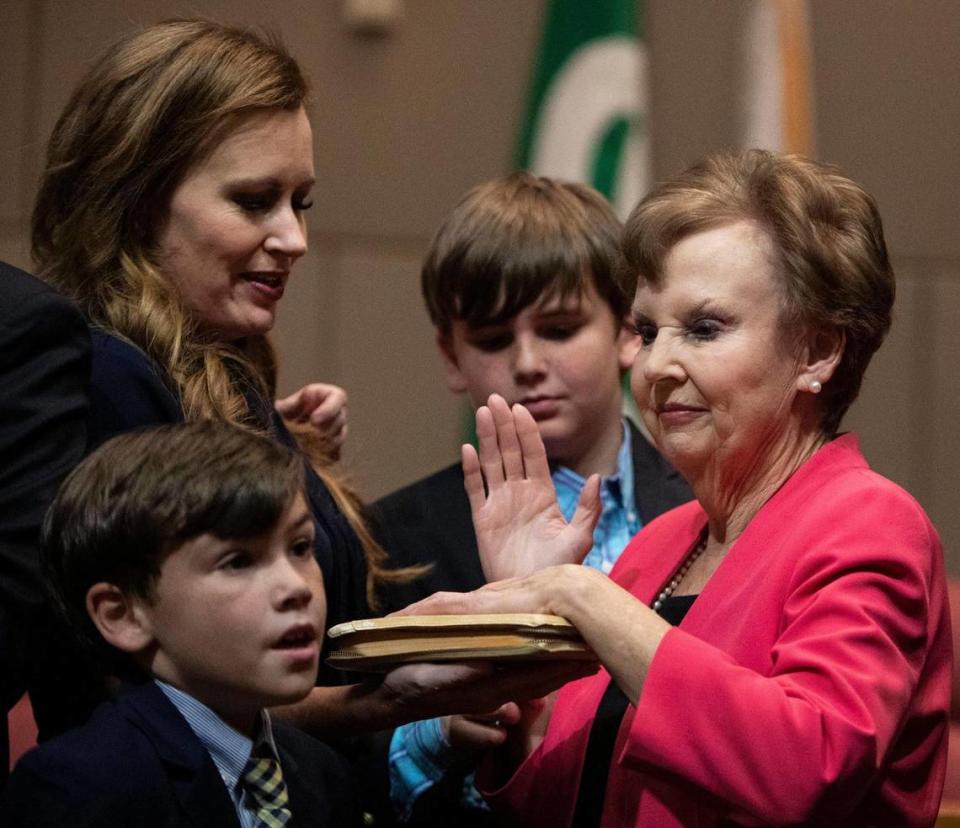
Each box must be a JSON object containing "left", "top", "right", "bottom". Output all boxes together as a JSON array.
[
  {"left": 0, "top": 273, "right": 90, "bottom": 712},
  {"left": 370, "top": 463, "right": 484, "bottom": 614},
  {"left": 0, "top": 753, "right": 122, "bottom": 827},
  {"left": 0, "top": 685, "right": 229, "bottom": 827}
]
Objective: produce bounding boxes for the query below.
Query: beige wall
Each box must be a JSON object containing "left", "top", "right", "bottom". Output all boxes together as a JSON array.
[{"left": 3, "top": 0, "right": 959, "bottom": 569}]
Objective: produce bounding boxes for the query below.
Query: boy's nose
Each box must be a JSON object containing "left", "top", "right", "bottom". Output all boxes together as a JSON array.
[
  {"left": 273, "top": 561, "right": 315, "bottom": 610},
  {"left": 512, "top": 337, "right": 547, "bottom": 383}
]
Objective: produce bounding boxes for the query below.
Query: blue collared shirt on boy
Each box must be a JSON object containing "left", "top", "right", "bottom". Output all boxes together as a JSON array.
[
  {"left": 157, "top": 681, "right": 286, "bottom": 828},
  {"left": 389, "top": 423, "right": 642, "bottom": 821}
]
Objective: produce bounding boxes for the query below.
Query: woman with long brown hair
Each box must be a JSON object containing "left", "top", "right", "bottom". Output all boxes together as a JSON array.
[{"left": 29, "top": 18, "right": 578, "bottom": 763}]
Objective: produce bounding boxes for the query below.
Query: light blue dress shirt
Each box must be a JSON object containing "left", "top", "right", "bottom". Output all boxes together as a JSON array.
[
  {"left": 389, "top": 422, "right": 642, "bottom": 821},
  {"left": 157, "top": 681, "right": 283, "bottom": 828}
]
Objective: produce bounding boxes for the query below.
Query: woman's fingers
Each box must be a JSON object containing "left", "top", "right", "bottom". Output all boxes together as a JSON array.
[
  {"left": 378, "top": 660, "right": 593, "bottom": 720},
  {"left": 488, "top": 394, "right": 524, "bottom": 478},
  {"left": 569, "top": 474, "right": 602, "bottom": 555},
  {"left": 392, "top": 572, "right": 560, "bottom": 617},
  {"left": 390, "top": 589, "right": 493, "bottom": 617},
  {"left": 276, "top": 383, "right": 348, "bottom": 430},
  {"left": 475, "top": 394, "right": 542, "bottom": 489},
  {"left": 513, "top": 403, "right": 550, "bottom": 482},
  {"left": 274, "top": 389, "right": 303, "bottom": 418},
  {"left": 461, "top": 443, "right": 490, "bottom": 523},
  {"left": 475, "top": 405, "right": 505, "bottom": 488},
  {"left": 310, "top": 395, "right": 347, "bottom": 430}
]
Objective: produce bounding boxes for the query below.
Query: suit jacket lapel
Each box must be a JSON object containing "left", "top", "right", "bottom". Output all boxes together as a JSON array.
[
  {"left": 276, "top": 732, "right": 331, "bottom": 828},
  {"left": 119, "top": 683, "right": 241, "bottom": 827}
]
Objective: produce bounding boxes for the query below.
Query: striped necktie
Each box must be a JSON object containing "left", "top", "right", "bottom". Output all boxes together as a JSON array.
[{"left": 242, "top": 750, "right": 293, "bottom": 828}]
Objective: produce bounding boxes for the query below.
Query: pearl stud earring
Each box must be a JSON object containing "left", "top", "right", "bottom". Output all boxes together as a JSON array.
[{"left": 809, "top": 380, "right": 822, "bottom": 394}]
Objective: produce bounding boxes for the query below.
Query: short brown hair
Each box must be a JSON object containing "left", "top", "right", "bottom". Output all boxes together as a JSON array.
[
  {"left": 42, "top": 422, "right": 304, "bottom": 661},
  {"left": 621, "top": 149, "right": 894, "bottom": 434},
  {"left": 422, "top": 172, "right": 626, "bottom": 334}
]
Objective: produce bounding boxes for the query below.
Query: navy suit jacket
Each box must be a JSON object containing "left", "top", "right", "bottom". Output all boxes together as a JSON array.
[
  {"left": 371, "top": 419, "right": 693, "bottom": 613},
  {"left": 0, "top": 263, "right": 90, "bottom": 776},
  {"left": 0, "top": 682, "right": 361, "bottom": 826}
]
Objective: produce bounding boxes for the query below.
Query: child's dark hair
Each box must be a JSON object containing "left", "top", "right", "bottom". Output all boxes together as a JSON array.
[
  {"left": 41, "top": 421, "right": 305, "bottom": 666},
  {"left": 422, "top": 171, "right": 626, "bottom": 334}
]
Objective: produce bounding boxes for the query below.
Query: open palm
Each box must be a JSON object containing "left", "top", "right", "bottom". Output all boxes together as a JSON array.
[{"left": 464, "top": 394, "right": 600, "bottom": 582}]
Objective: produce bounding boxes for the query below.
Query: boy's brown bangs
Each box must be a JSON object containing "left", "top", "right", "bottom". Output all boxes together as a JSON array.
[
  {"left": 174, "top": 460, "right": 305, "bottom": 545},
  {"left": 449, "top": 242, "right": 591, "bottom": 329}
]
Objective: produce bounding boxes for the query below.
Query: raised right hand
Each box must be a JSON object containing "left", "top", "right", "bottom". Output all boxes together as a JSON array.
[{"left": 465, "top": 394, "right": 601, "bottom": 582}]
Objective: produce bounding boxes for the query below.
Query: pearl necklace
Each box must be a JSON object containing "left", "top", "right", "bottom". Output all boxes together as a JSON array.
[{"left": 651, "top": 533, "right": 707, "bottom": 612}]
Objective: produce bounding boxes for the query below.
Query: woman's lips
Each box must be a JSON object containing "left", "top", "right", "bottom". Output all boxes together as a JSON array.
[
  {"left": 657, "top": 404, "right": 706, "bottom": 426},
  {"left": 243, "top": 272, "right": 286, "bottom": 302}
]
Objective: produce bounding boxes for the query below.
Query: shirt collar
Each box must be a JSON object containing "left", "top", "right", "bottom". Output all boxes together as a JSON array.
[
  {"left": 617, "top": 420, "right": 636, "bottom": 514},
  {"left": 156, "top": 680, "right": 278, "bottom": 792},
  {"left": 552, "top": 419, "right": 634, "bottom": 496}
]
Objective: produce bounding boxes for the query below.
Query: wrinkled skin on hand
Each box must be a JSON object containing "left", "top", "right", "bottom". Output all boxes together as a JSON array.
[{"left": 463, "top": 394, "right": 600, "bottom": 582}]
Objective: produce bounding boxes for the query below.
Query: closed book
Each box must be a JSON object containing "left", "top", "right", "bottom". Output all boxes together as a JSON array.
[{"left": 326, "top": 613, "right": 596, "bottom": 672}]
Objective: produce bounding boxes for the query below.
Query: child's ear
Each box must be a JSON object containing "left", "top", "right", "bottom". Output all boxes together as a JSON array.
[
  {"left": 617, "top": 320, "right": 642, "bottom": 372},
  {"left": 86, "top": 583, "right": 155, "bottom": 654},
  {"left": 436, "top": 333, "right": 469, "bottom": 395},
  {"left": 795, "top": 326, "right": 845, "bottom": 394}
]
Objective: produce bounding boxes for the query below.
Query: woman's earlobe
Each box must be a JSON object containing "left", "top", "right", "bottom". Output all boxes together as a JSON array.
[
  {"left": 86, "top": 582, "right": 155, "bottom": 654},
  {"left": 803, "top": 328, "right": 845, "bottom": 383}
]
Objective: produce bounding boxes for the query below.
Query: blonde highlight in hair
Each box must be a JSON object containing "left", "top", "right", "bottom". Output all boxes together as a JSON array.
[
  {"left": 32, "top": 18, "right": 403, "bottom": 600},
  {"left": 32, "top": 18, "right": 298, "bottom": 423}
]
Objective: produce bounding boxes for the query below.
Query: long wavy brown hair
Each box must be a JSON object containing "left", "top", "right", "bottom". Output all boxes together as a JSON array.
[{"left": 32, "top": 18, "right": 408, "bottom": 608}]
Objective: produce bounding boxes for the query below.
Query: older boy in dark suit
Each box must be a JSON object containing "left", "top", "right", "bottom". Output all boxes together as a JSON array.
[
  {"left": 0, "top": 422, "right": 361, "bottom": 826},
  {"left": 372, "top": 173, "right": 691, "bottom": 824}
]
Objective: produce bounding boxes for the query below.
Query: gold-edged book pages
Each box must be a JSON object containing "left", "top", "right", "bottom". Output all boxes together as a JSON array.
[{"left": 326, "top": 613, "right": 597, "bottom": 673}]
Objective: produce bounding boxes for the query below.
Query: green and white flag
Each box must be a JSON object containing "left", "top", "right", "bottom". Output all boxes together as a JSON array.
[{"left": 516, "top": 0, "right": 649, "bottom": 218}]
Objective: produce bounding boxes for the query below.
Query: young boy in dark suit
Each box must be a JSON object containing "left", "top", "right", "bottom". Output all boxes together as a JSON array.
[
  {"left": 0, "top": 422, "right": 361, "bottom": 827},
  {"left": 372, "top": 173, "right": 691, "bottom": 824}
]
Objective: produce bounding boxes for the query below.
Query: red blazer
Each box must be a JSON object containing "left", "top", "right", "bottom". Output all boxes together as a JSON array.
[{"left": 481, "top": 434, "right": 951, "bottom": 827}]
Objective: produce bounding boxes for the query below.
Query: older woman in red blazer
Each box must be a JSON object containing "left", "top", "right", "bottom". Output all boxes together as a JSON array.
[{"left": 403, "top": 150, "right": 951, "bottom": 827}]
